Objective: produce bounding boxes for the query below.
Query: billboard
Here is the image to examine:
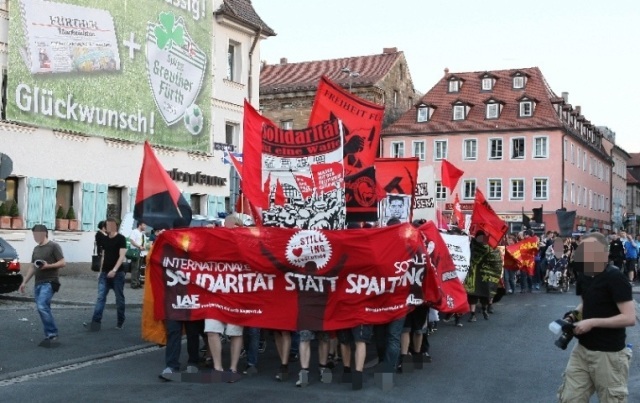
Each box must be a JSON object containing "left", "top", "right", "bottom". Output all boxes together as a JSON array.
[{"left": 7, "top": 0, "right": 211, "bottom": 152}]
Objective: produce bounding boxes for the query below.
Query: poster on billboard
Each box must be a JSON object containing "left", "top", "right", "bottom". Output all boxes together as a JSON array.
[{"left": 7, "top": 0, "right": 211, "bottom": 152}]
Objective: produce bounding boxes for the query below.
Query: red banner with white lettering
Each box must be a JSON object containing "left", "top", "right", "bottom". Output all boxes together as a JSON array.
[
  {"left": 149, "top": 224, "right": 434, "bottom": 331},
  {"left": 311, "top": 162, "right": 343, "bottom": 194}
]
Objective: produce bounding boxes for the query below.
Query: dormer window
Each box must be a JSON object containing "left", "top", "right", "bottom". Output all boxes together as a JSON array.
[
  {"left": 484, "top": 98, "right": 504, "bottom": 119},
  {"left": 482, "top": 78, "right": 493, "bottom": 91},
  {"left": 416, "top": 103, "right": 435, "bottom": 123},
  {"left": 517, "top": 95, "right": 536, "bottom": 117},
  {"left": 513, "top": 76, "right": 524, "bottom": 89},
  {"left": 449, "top": 80, "right": 459, "bottom": 93},
  {"left": 453, "top": 105, "right": 465, "bottom": 120}
]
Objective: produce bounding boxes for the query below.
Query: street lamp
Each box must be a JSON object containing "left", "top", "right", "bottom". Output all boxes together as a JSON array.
[{"left": 341, "top": 67, "right": 360, "bottom": 91}]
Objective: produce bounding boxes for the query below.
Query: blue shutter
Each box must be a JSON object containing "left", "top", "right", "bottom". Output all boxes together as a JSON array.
[
  {"left": 81, "top": 183, "right": 96, "bottom": 231},
  {"left": 207, "top": 194, "right": 217, "bottom": 218},
  {"left": 26, "top": 177, "right": 44, "bottom": 228},
  {"left": 129, "top": 187, "right": 137, "bottom": 213},
  {"left": 216, "top": 196, "right": 226, "bottom": 217},
  {"left": 182, "top": 192, "right": 191, "bottom": 213},
  {"left": 95, "top": 184, "right": 108, "bottom": 222},
  {"left": 42, "top": 179, "right": 57, "bottom": 230}
]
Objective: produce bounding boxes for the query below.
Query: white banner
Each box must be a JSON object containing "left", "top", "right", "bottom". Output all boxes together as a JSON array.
[
  {"left": 412, "top": 165, "right": 436, "bottom": 222},
  {"left": 441, "top": 233, "right": 470, "bottom": 282}
]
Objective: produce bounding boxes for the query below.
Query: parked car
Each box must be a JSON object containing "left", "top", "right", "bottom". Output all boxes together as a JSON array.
[{"left": 0, "top": 237, "right": 22, "bottom": 294}]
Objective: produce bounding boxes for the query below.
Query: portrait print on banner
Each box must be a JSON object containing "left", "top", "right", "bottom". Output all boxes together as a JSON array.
[
  {"left": 381, "top": 194, "right": 411, "bottom": 226},
  {"left": 261, "top": 119, "right": 346, "bottom": 230}
]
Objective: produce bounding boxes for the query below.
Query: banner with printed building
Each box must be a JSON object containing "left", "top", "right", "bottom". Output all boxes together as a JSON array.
[
  {"left": 148, "top": 224, "right": 433, "bottom": 331},
  {"left": 7, "top": 0, "right": 211, "bottom": 152},
  {"left": 259, "top": 119, "right": 346, "bottom": 229}
]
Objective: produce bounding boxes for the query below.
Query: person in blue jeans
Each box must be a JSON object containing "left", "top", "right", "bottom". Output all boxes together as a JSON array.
[
  {"left": 20, "top": 225, "right": 65, "bottom": 345},
  {"left": 242, "top": 327, "right": 261, "bottom": 375},
  {"left": 84, "top": 217, "right": 127, "bottom": 331}
]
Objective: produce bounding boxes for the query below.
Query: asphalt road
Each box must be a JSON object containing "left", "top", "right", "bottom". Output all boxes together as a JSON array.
[{"left": 1, "top": 283, "right": 639, "bottom": 403}]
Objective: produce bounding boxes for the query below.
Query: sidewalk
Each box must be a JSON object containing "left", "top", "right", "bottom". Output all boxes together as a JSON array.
[{"left": 2, "top": 263, "right": 145, "bottom": 307}]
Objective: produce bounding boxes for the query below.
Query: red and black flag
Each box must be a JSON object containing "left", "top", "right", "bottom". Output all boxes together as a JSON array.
[{"left": 134, "top": 142, "right": 192, "bottom": 228}]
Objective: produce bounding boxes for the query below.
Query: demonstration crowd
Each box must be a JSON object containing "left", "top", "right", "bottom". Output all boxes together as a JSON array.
[{"left": 19, "top": 215, "right": 639, "bottom": 392}]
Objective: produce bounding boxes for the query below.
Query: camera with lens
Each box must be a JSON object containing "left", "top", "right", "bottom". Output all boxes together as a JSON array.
[
  {"left": 34, "top": 259, "right": 46, "bottom": 269},
  {"left": 549, "top": 319, "right": 575, "bottom": 350}
]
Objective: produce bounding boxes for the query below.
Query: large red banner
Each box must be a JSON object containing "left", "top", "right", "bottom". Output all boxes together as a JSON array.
[
  {"left": 504, "top": 236, "right": 539, "bottom": 276},
  {"left": 149, "top": 224, "right": 433, "bottom": 331}
]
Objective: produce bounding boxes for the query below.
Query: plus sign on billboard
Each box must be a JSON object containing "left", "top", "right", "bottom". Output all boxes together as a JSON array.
[{"left": 7, "top": 0, "right": 211, "bottom": 152}]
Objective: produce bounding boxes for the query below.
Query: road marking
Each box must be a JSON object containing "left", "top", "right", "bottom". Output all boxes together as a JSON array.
[{"left": 0, "top": 345, "right": 159, "bottom": 387}]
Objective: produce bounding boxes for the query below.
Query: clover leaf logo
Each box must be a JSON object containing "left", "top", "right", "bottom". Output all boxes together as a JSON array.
[{"left": 154, "top": 12, "right": 185, "bottom": 50}]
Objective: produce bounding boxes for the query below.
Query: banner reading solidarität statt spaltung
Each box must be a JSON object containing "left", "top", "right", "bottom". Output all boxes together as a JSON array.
[{"left": 8, "top": 0, "right": 211, "bottom": 152}]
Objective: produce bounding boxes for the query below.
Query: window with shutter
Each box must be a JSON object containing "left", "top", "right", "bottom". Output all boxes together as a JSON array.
[
  {"left": 42, "top": 179, "right": 57, "bottom": 230},
  {"left": 81, "top": 183, "right": 96, "bottom": 231},
  {"left": 26, "top": 177, "right": 44, "bottom": 229},
  {"left": 216, "top": 196, "right": 225, "bottom": 217},
  {"left": 95, "top": 184, "right": 108, "bottom": 223},
  {"left": 207, "top": 194, "right": 218, "bottom": 219}
]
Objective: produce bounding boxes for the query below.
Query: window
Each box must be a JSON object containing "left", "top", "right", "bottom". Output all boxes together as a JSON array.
[
  {"left": 534, "top": 178, "right": 548, "bottom": 200},
  {"left": 488, "top": 179, "right": 502, "bottom": 200},
  {"left": 107, "top": 187, "right": 122, "bottom": 220},
  {"left": 511, "top": 138, "right": 525, "bottom": 159},
  {"left": 482, "top": 78, "right": 493, "bottom": 90},
  {"left": 519, "top": 101, "right": 532, "bottom": 117},
  {"left": 533, "top": 137, "right": 548, "bottom": 158},
  {"left": 510, "top": 179, "right": 524, "bottom": 200},
  {"left": 576, "top": 147, "right": 581, "bottom": 168},
  {"left": 417, "top": 107, "right": 429, "bottom": 122},
  {"left": 453, "top": 105, "right": 465, "bottom": 121},
  {"left": 571, "top": 183, "right": 575, "bottom": 204},
  {"left": 56, "top": 181, "right": 74, "bottom": 217},
  {"left": 190, "top": 195, "right": 201, "bottom": 215},
  {"left": 564, "top": 180, "right": 568, "bottom": 202},
  {"left": 225, "top": 122, "right": 239, "bottom": 147},
  {"left": 280, "top": 120, "right": 293, "bottom": 130},
  {"left": 463, "top": 139, "right": 477, "bottom": 160},
  {"left": 513, "top": 76, "right": 524, "bottom": 89},
  {"left": 391, "top": 141, "right": 405, "bottom": 158},
  {"left": 564, "top": 139, "right": 568, "bottom": 160},
  {"left": 412, "top": 141, "right": 425, "bottom": 161},
  {"left": 577, "top": 185, "right": 582, "bottom": 206},
  {"left": 486, "top": 103, "right": 499, "bottom": 119},
  {"left": 448, "top": 80, "right": 459, "bottom": 92},
  {"left": 463, "top": 180, "right": 476, "bottom": 200},
  {"left": 4, "top": 177, "right": 18, "bottom": 205},
  {"left": 393, "top": 90, "right": 399, "bottom": 107},
  {"left": 489, "top": 138, "right": 503, "bottom": 160},
  {"left": 570, "top": 144, "right": 574, "bottom": 164},
  {"left": 434, "top": 140, "right": 447, "bottom": 160},
  {"left": 435, "top": 181, "right": 447, "bottom": 200},
  {"left": 227, "top": 42, "right": 240, "bottom": 82},
  {"left": 583, "top": 152, "right": 586, "bottom": 171}
]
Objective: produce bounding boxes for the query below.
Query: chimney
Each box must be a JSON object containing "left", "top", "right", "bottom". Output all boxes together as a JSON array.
[
  {"left": 260, "top": 60, "right": 267, "bottom": 70},
  {"left": 280, "top": 57, "right": 287, "bottom": 65},
  {"left": 382, "top": 47, "right": 397, "bottom": 54},
  {"left": 575, "top": 106, "right": 581, "bottom": 115},
  {"left": 444, "top": 67, "right": 449, "bottom": 76},
  {"left": 561, "top": 91, "right": 569, "bottom": 103}
]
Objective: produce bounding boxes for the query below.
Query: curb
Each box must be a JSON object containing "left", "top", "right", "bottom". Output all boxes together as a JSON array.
[{"left": 0, "top": 295, "right": 143, "bottom": 309}]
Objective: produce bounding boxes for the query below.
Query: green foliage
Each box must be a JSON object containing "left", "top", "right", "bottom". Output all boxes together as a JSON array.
[
  {"left": 56, "top": 205, "right": 65, "bottom": 219},
  {"left": 0, "top": 203, "right": 7, "bottom": 216},
  {"left": 66, "top": 206, "right": 76, "bottom": 220},
  {"left": 8, "top": 202, "right": 19, "bottom": 217}
]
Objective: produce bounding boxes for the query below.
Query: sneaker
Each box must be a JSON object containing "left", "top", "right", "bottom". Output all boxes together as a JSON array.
[
  {"left": 227, "top": 369, "right": 240, "bottom": 383},
  {"left": 185, "top": 365, "right": 198, "bottom": 374},
  {"left": 159, "top": 367, "right": 175, "bottom": 381},
  {"left": 487, "top": 305, "right": 494, "bottom": 314},
  {"left": 468, "top": 314, "right": 477, "bottom": 322},
  {"left": 275, "top": 364, "right": 289, "bottom": 381},
  {"left": 296, "top": 369, "right": 309, "bottom": 387},
  {"left": 258, "top": 340, "right": 267, "bottom": 353},
  {"left": 422, "top": 352, "right": 432, "bottom": 363},
  {"left": 482, "top": 311, "right": 489, "bottom": 320},
  {"left": 116, "top": 324, "right": 124, "bottom": 330},
  {"left": 243, "top": 365, "right": 258, "bottom": 376},
  {"left": 326, "top": 354, "right": 336, "bottom": 369},
  {"left": 319, "top": 366, "right": 332, "bottom": 383}
]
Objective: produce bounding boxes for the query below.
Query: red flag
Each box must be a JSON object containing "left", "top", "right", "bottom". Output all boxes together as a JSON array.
[
  {"left": 293, "top": 174, "right": 314, "bottom": 200},
  {"left": 134, "top": 142, "right": 192, "bottom": 228},
  {"left": 227, "top": 151, "right": 243, "bottom": 180},
  {"left": 309, "top": 76, "right": 384, "bottom": 176},
  {"left": 262, "top": 173, "right": 272, "bottom": 209},
  {"left": 274, "top": 179, "right": 286, "bottom": 206},
  {"left": 235, "top": 192, "right": 252, "bottom": 216},
  {"left": 436, "top": 208, "right": 449, "bottom": 230},
  {"left": 453, "top": 193, "right": 464, "bottom": 227},
  {"left": 505, "top": 236, "right": 539, "bottom": 276},
  {"left": 441, "top": 159, "right": 464, "bottom": 195},
  {"left": 470, "top": 189, "right": 508, "bottom": 248},
  {"left": 420, "top": 222, "right": 469, "bottom": 314},
  {"left": 242, "top": 100, "right": 273, "bottom": 214}
]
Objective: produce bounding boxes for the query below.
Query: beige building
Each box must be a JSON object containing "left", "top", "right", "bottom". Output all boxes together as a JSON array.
[{"left": 0, "top": 0, "right": 274, "bottom": 262}]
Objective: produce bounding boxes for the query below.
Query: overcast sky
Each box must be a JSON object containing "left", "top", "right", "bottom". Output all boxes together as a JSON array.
[{"left": 252, "top": 0, "right": 639, "bottom": 154}]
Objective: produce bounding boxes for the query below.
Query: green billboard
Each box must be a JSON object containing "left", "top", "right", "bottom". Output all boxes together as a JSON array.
[{"left": 8, "top": 0, "right": 211, "bottom": 152}]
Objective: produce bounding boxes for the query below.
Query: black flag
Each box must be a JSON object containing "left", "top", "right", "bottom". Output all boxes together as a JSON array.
[{"left": 556, "top": 209, "right": 576, "bottom": 237}]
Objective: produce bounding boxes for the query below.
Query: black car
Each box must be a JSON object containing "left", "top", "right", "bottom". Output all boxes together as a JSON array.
[{"left": 0, "top": 237, "right": 22, "bottom": 294}]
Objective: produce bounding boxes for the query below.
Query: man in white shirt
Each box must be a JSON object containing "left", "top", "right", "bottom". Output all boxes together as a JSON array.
[{"left": 128, "top": 221, "right": 146, "bottom": 289}]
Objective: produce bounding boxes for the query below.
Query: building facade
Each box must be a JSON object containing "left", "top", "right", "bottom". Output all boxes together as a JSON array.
[
  {"left": 0, "top": 0, "right": 274, "bottom": 262},
  {"left": 627, "top": 153, "right": 640, "bottom": 236},
  {"left": 381, "top": 67, "right": 613, "bottom": 234},
  {"left": 259, "top": 47, "right": 416, "bottom": 130},
  {"left": 601, "top": 128, "right": 630, "bottom": 233}
]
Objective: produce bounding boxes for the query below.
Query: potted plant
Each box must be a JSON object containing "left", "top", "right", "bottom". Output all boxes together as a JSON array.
[
  {"left": 0, "top": 203, "right": 10, "bottom": 229},
  {"left": 66, "top": 206, "right": 78, "bottom": 231},
  {"left": 9, "top": 202, "right": 23, "bottom": 229},
  {"left": 55, "top": 205, "right": 69, "bottom": 230}
]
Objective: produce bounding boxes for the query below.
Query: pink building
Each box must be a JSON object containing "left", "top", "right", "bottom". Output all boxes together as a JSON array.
[{"left": 381, "top": 67, "right": 612, "bottom": 234}]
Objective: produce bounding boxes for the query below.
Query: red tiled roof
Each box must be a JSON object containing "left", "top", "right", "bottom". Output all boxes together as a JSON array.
[
  {"left": 627, "top": 153, "right": 640, "bottom": 167},
  {"left": 383, "top": 67, "right": 563, "bottom": 134},
  {"left": 627, "top": 171, "right": 639, "bottom": 185},
  {"left": 215, "top": 0, "right": 276, "bottom": 36},
  {"left": 260, "top": 51, "right": 403, "bottom": 94}
]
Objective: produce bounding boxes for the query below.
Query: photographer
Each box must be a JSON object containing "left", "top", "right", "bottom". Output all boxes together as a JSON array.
[{"left": 557, "top": 232, "right": 635, "bottom": 402}]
